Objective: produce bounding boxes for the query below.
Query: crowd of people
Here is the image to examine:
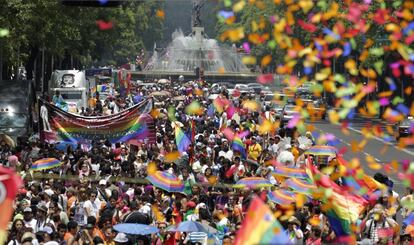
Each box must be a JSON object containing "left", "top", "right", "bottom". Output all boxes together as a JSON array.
[{"left": 1, "top": 78, "right": 413, "bottom": 245}]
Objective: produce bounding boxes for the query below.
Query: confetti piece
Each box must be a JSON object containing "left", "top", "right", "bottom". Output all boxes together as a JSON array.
[
  {"left": 96, "top": 20, "right": 113, "bottom": 30},
  {"left": 242, "top": 42, "right": 250, "bottom": 53},
  {"left": 147, "top": 162, "right": 157, "bottom": 175},
  {"left": 261, "top": 55, "right": 272, "bottom": 67},
  {"left": 156, "top": 9, "right": 165, "bottom": 19},
  {"left": 256, "top": 74, "right": 274, "bottom": 84},
  {"left": 218, "top": 10, "right": 234, "bottom": 19},
  {"left": 233, "top": 0, "right": 246, "bottom": 12},
  {"left": 165, "top": 151, "right": 180, "bottom": 162}
]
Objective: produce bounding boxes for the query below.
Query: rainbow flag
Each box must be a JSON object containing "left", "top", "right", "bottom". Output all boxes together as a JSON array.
[
  {"left": 272, "top": 166, "right": 309, "bottom": 179},
  {"left": 235, "top": 197, "right": 290, "bottom": 245},
  {"left": 285, "top": 178, "right": 316, "bottom": 195},
  {"left": 310, "top": 164, "right": 368, "bottom": 239},
  {"left": 175, "top": 126, "right": 191, "bottom": 153},
  {"left": 0, "top": 166, "right": 22, "bottom": 245},
  {"left": 30, "top": 158, "right": 62, "bottom": 171},
  {"left": 232, "top": 136, "right": 246, "bottom": 159}
]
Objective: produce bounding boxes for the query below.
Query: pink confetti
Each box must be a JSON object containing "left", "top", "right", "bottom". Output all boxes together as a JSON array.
[
  {"left": 379, "top": 97, "right": 389, "bottom": 106},
  {"left": 222, "top": 127, "right": 235, "bottom": 141},
  {"left": 242, "top": 42, "right": 251, "bottom": 54},
  {"left": 287, "top": 115, "right": 300, "bottom": 128}
]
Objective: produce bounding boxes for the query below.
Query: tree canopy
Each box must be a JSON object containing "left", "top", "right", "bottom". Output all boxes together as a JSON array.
[{"left": 0, "top": 0, "right": 164, "bottom": 80}]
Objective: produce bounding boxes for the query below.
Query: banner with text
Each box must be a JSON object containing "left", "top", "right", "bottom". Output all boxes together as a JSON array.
[{"left": 39, "top": 98, "right": 155, "bottom": 146}]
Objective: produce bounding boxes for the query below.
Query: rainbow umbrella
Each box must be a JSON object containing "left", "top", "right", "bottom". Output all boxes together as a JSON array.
[
  {"left": 305, "top": 145, "right": 337, "bottom": 156},
  {"left": 146, "top": 171, "right": 184, "bottom": 193},
  {"left": 234, "top": 177, "right": 273, "bottom": 189},
  {"left": 30, "top": 158, "right": 61, "bottom": 171},
  {"left": 285, "top": 178, "right": 316, "bottom": 196},
  {"left": 272, "top": 166, "right": 309, "bottom": 179},
  {"left": 268, "top": 189, "right": 306, "bottom": 206}
]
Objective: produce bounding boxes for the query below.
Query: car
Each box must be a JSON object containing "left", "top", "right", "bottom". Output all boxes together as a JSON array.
[
  {"left": 247, "top": 83, "right": 264, "bottom": 94},
  {"left": 234, "top": 84, "right": 253, "bottom": 96},
  {"left": 396, "top": 117, "right": 414, "bottom": 141},
  {"left": 307, "top": 100, "right": 327, "bottom": 120},
  {"left": 281, "top": 104, "right": 301, "bottom": 122},
  {"left": 272, "top": 103, "right": 285, "bottom": 119}
]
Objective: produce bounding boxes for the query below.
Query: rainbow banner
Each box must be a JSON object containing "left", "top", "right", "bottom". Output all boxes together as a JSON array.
[
  {"left": 0, "top": 166, "right": 22, "bottom": 245},
  {"left": 235, "top": 197, "right": 290, "bottom": 245},
  {"left": 31, "top": 158, "right": 61, "bottom": 171},
  {"left": 39, "top": 98, "right": 155, "bottom": 145}
]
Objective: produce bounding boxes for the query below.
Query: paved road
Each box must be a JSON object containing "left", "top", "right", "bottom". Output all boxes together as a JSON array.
[{"left": 311, "top": 118, "right": 414, "bottom": 195}]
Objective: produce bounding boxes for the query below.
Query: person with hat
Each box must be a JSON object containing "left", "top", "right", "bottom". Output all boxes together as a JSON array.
[
  {"left": 286, "top": 216, "right": 304, "bottom": 244},
  {"left": 35, "top": 204, "right": 53, "bottom": 233},
  {"left": 23, "top": 207, "right": 37, "bottom": 232}
]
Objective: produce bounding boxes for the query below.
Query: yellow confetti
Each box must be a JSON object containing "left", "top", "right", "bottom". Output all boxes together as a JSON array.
[
  {"left": 165, "top": 151, "right": 180, "bottom": 162},
  {"left": 242, "top": 56, "right": 257, "bottom": 65},
  {"left": 147, "top": 162, "right": 157, "bottom": 175},
  {"left": 233, "top": 0, "right": 246, "bottom": 12}
]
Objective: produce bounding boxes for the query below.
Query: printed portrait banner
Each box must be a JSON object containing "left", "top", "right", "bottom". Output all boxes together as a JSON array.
[{"left": 39, "top": 98, "right": 155, "bottom": 145}]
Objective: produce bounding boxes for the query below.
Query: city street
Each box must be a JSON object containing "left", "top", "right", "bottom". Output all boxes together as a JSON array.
[{"left": 312, "top": 118, "right": 413, "bottom": 195}]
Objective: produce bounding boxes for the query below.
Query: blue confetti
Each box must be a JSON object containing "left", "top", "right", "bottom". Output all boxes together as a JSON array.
[
  {"left": 386, "top": 78, "right": 396, "bottom": 91},
  {"left": 403, "top": 21, "right": 414, "bottom": 35},
  {"left": 396, "top": 104, "right": 409, "bottom": 115},
  {"left": 382, "top": 135, "right": 392, "bottom": 142},
  {"left": 218, "top": 10, "right": 234, "bottom": 19},
  {"left": 304, "top": 66, "right": 313, "bottom": 75},
  {"left": 323, "top": 28, "right": 340, "bottom": 41},
  {"left": 314, "top": 41, "right": 323, "bottom": 52},
  {"left": 404, "top": 213, "right": 414, "bottom": 226},
  {"left": 347, "top": 109, "right": 355, "bottom": 119},
  {"left": 410, "top": 54, "right": 414, "bottom": 62},
  {"left": 343, "top": 42, "right": 351, "bottom": 56}
]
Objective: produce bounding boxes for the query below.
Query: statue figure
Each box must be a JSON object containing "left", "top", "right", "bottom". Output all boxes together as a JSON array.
[{"left": 192, "top": 0, "right": 204, "bottom": 27}]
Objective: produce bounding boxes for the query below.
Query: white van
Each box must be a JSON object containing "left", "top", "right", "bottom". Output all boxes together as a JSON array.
[{"left": 49, "top": 70, "right": 88, "bottom": 113}]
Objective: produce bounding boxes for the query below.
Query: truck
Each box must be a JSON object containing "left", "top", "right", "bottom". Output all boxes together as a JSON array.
[
  {"left": 49, "top": 70, "right": 88, "bottom": 113},
  {"left": 0, "top": 80, "right": 37, "bottom": 141}
]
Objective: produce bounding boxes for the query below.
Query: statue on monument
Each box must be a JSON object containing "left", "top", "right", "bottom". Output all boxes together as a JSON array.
[{"left": 192, "top": 0, "right": 204, "bottom": 27}]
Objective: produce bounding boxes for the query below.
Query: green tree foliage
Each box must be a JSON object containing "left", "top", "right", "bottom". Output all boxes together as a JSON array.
[{"left": 0, "top": 0, "right": 163, "bottom": 79}]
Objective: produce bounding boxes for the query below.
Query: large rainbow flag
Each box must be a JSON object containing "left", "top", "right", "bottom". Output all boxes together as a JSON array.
[
  {"left": 39, "top": 98, "right": 155, "bottom": 145},
  {"left": 308, "top": 163, "right": 368, "bottom": 241},
  {"left": 235, "top": 197, "right": 290, "bottom": 245},
  {"left": 0, "top": 166, "right": 22, "bottom": 244}
]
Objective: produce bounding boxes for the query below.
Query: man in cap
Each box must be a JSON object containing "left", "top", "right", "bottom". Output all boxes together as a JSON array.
[
  {"left": 286, "top": 216, "right": 304, "bottom": 244},
  {"left": 23, "top": 207, "right": 37, "bottom": 231}
]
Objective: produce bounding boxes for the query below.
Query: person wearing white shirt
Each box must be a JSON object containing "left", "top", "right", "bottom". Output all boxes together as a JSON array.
[
  {"left": 84, "top": 190, "right": 101, "bottom": 222},
  {"left": 23, "top": 208, "right": 37, "bottom": 231}
]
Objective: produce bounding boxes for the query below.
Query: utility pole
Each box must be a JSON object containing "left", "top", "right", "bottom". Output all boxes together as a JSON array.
[{"left": 41, "top": 47, "right": 45, "bottom": 93}]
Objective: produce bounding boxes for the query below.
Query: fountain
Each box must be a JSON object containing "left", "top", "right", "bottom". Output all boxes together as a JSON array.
[
  {"left": 132, "top": 0, "right": 256, "bottom": 82},
  {"left": 145, "top": 27, "right": 249, "bottom": 73}
]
